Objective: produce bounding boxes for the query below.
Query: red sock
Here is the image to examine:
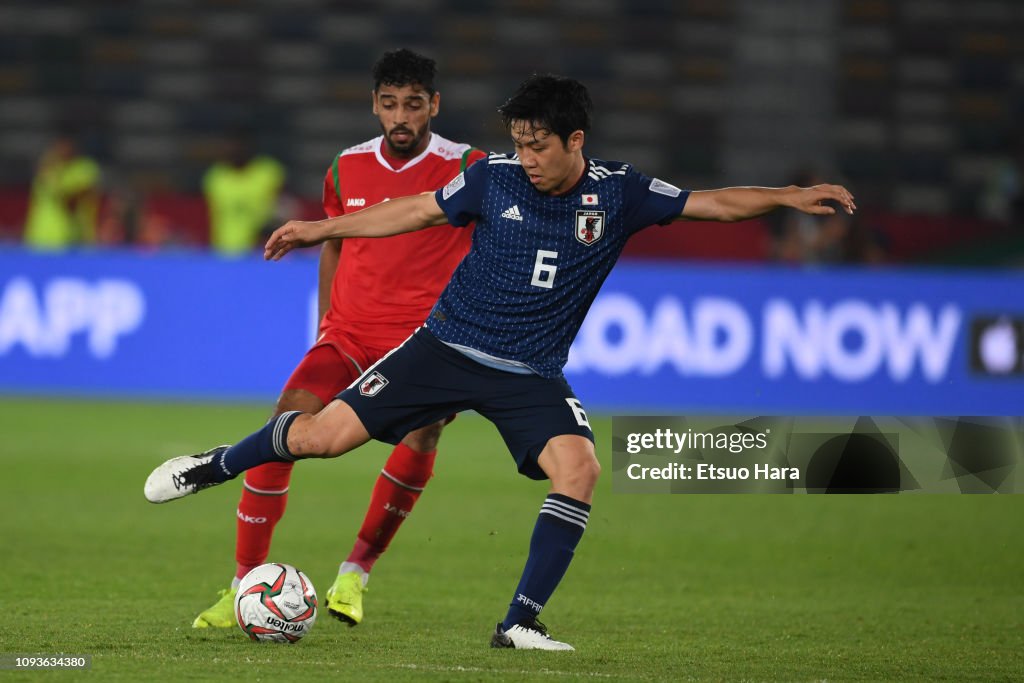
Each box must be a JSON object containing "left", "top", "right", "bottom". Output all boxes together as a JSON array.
[
  {"left": 234, "top": 460, "right": 294, "bottom": 580},
  {"left": 347, "top": 442, "right": 436, "bottom": 572}
]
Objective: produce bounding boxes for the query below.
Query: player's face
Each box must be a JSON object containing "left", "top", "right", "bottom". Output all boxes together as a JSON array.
[
  {"left": 372, "top": 84, "right": 440, "bottom": 158},
  {"left": 510, "top": 121, "right": 585, "bottom": 195}
]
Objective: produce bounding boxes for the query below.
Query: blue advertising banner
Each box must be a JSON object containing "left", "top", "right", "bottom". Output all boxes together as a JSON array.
[
  {"left": 1, "top": 249, "right": 1021, "bottom": 412},
  {"left": 564, "top": 263, "right": 1024, "bottom": 414},
  {"left": 0, "top": 248, "right": 317, "bottom": 401}
]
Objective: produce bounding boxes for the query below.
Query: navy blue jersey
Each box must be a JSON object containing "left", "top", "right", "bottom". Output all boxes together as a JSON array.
[{"left": 429, "top": 153, "right": 690, "bottom": 378}]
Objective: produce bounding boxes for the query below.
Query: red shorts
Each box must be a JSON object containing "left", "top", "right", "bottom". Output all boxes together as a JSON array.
[{"left": 282, "top": 328, "right": 407, "bottom": 406}]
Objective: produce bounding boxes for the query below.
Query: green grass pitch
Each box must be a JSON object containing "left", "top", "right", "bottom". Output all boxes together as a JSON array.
[{"left": 2, "top": 397, "right": 1022, "bottom": 681}]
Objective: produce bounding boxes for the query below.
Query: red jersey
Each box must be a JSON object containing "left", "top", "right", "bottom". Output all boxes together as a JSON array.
[{"left": 320, "top": 133, "right": 486, "bottom": 349}]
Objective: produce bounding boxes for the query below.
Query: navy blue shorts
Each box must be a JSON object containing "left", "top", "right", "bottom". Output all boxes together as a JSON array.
[{"left": 335, "top": 328, "right": 594, "bottom": 480}]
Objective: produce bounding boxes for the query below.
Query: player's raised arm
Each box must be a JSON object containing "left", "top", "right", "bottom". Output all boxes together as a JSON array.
[
  {"left": 677, "top": 184, "right": 856, "bottom": 223},
  {"left": 265, "top": 191, "right": 448, "bottom": 261}
]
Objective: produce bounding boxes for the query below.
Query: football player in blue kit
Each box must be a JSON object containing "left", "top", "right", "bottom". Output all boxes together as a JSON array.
[{"left": 145, "top": 74, "right": 855, "bottom": 651}]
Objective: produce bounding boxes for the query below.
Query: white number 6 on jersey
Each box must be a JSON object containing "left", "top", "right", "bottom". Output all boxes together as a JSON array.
[{"left": 531, "top": 250, "right": 559, "bottom": 289}]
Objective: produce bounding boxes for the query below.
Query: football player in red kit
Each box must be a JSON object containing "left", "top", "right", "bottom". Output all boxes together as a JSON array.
[{"left": 193, "top": 48, "right": 485, "bottom": 629}]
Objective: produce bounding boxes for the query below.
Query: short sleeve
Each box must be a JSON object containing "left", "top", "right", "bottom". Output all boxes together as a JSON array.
[
  {"left": 464, "top": 147, "right": 488, "bottom": 171},
  {"left": 620, "top": 168, "right": 690, "bottom": 234},
  {"left": 434, "top": 157, "right": 488, "bottom": 227},
  {"left": 322, "top": 159, "right": 344, "bottom": 218}
]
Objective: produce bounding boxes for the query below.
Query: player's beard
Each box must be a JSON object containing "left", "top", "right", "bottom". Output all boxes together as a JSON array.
[{"left": 382, "top": 124, "right": 426, "bottom": 157}]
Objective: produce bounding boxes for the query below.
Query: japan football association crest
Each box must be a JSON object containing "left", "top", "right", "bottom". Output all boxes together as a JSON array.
[
  {"left": 574, "top": 210, "right": 605, "bottom": 246},
  {"left": 359, "top": 371, "right": 389, "bottom": 397}
]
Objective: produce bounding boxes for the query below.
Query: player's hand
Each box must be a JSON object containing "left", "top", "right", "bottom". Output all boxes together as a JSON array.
[
  {"left": 264, "top": 220, "right": 324, "bottom": 261},
  {"left": 788, "top": 184, "right": 857, "bottom": 216}
]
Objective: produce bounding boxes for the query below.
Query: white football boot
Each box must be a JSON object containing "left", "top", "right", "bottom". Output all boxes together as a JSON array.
[
  {"left": 490, "top": 618, "right": 575, "bottom": 651},
  {"left": 144, "top": 445, "right": 231, "bottom": 503}
]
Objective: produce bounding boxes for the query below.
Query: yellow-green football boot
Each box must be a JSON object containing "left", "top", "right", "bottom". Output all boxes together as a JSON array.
[
  {"left": 325, "top": 572, "right": 366, "bottom": 626},
  {"left": 192, "top": 587, "right": 237, "bottom": 628}
]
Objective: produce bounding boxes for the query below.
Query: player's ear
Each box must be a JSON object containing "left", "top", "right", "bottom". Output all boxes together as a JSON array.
[
  {"left": 371, "top": 89, "right": 379, "bottom": 115},
  {"left": 429, "top": 91, "right": 440, "bottom": 118},
  {"left": 566, "top": 130, "right": 585, "bottom": 152}
]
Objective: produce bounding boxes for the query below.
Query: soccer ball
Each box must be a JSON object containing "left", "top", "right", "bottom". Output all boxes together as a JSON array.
[{"left": 234, "top": 563, "right": 318, "bottom": 643}]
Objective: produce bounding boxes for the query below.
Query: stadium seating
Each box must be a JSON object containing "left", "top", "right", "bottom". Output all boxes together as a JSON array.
[{"left": 0, "top": 0, "right": 1020, "bottom": 261}]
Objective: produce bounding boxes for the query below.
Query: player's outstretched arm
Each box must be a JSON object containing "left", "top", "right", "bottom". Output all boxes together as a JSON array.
[
  {"left": 678, "top": 184, "right": 856, "bottom": 223},
  {"left": 265, "top": 192, "right": 448, "bottom": 261}
]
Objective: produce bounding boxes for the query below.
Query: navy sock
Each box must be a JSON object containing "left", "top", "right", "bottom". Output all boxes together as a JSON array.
[
  {"left": 502, "top": 494, "right": 590, "bottom": 630},
  {"left": 210, "top": 411, "right": 301, "bottom": 483}
]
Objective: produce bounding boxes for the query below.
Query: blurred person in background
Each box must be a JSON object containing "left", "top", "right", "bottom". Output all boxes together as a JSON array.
[
  {"left": 190, "top": 49, "right": 485, "bottom": 631},
  {"left": 767, "top": 168, "right": 850, "bottom": 265},
  {"left": 980, "top": 132, "right": 1023, "bottom": 228},
  {"left": 95, "top": 186, "right": 138, "bottom": 247},
  {"left": 96, "top": 186, "right": 176, "bottom": 251},
  {"left": 202, "top": 129, "right": 286, "bottom": 256},
  {"left": 23, "top": 130, "right": 101, "bottom": 250},
  {"left": 839, "top": 212, "right": 887, "bottom": 265}
]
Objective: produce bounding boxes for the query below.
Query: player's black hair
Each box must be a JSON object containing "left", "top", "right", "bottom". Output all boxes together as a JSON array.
[
  {"left": 372, "top": 49, "right": 437, "bottom": 95},
  {"left": 498, "top": 74, "right": 593, "bottom": 145}
]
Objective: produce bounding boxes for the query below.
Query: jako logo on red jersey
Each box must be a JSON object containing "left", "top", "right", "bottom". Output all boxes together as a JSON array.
[
  {"left": 359, "top": 371, "right": 389, "bottom": 396},
  {"left": 346, "top": 198, "right": 366, "bottom": 207}
]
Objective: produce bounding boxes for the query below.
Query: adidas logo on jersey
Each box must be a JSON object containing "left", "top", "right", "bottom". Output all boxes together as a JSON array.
[{"left": 501, "top": 205, "right": 523, "bottom": 221}]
